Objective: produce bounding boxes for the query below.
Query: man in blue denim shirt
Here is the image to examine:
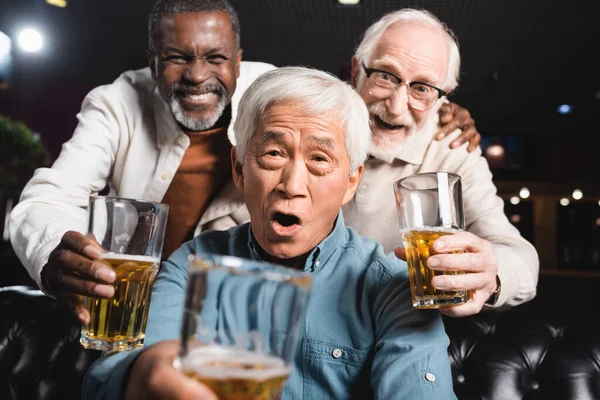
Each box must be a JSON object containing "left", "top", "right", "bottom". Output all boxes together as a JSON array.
[{"left": 83, "top": 67, "right": 456, "bottom": 399}]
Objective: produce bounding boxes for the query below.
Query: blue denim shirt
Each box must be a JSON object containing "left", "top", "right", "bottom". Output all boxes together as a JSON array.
[{"left": 83, "top": 213, "right": 456, "bottom": 399}]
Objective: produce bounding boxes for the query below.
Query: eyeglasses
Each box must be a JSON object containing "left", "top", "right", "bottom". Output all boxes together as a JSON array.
[{"left": 361, "top": 62, "right": 447, "bottom": 111}]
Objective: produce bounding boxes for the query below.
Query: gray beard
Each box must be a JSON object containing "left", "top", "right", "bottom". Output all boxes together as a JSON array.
[
  {"left": 369, "top": 103, "right": 443, "bottom": 162},
  {"left": 169, "top": 95, "right": 228, "bottom": 132}
]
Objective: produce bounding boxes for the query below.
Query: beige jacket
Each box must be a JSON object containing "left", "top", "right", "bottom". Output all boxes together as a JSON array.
[
  {"left": 9, "top": 62, "right": 272, "bottom": 288},
  {"left": 342, "top": 128, "right": 539, "bottom": 308}
]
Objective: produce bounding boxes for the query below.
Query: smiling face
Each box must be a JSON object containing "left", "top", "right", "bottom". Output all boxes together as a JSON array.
[
  {"left": 352, "top": 22, "right": 449, "bottom": 150},
  {"left": 149, "top": 11, "right": 242, "bottom": 132},
  {"left": 232, "top": 101, "right": 362, "bottom": 267}
]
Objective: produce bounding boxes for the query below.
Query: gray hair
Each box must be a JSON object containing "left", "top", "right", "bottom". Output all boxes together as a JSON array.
[
  {"left": 354, "top": 8, "right": 461, "bottom": 92},
  {"left": 234, "top": 67, "right": 371, "bottom": 175},
  {"left": 148, "top": 0, "right": 240, "bottom": 53}
]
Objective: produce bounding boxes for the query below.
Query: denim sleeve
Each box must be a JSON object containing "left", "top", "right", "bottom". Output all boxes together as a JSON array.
[
  {"left": 143, "top": 240, "right": 198, "bottom": 345},
  {"left": 81, "top": 240, "right": 198, "bottom": 399},
  {"left": 82, "top": 350, "right": 142, "bottom": 400},
  {"left": 369, "top": 259, "right": 457, "bottom": 400}
]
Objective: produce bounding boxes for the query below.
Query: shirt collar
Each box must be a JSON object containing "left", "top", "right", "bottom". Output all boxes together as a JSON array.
[{"left": 245, "top": 211, "right": 347, "bottom": 273}]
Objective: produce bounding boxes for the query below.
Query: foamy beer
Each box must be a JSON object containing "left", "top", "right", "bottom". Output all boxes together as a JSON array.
[
  {"left": 175, "top": 255, "right": 312, "bottom": 399},
  {"left": 393, "top": 172, "right": 467, "bottom": 309},
  {"left": 179, "top": 345, "right": 291, "bottom": 400},
  {"left": 80, "top": 196, "right": 168, "bottom": 351}
]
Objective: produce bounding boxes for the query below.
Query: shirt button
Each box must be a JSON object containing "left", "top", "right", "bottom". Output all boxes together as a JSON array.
[
  {"left": 314, "top": 260, "right": 320, "bottom": 269},
  {"left": 160, "top": 172, "right": 169, "bottom": 181},
  {"left": 358, "top": 185, "right": 367, "bottom": 194},
  {"left": 176, "top": 136, "right": 186, "bottom": 146},
  {"left": 332, "top": 348, "right": 342, "bottom": 359},
  {"left": 425, "top": 372, "right": 436, "bottom": 382}
]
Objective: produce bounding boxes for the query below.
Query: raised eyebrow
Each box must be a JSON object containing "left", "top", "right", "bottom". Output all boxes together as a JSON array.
[
  {"left": 257, "top": 131, "right": 288, "bottom": 147},
  {"left": 310, "top": 135, "right": 337, "bottom": 152}
]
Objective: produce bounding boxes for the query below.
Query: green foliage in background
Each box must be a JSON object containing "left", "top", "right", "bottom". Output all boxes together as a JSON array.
[{"left": 0, "top": 115, "right": 49, "bottom": 199}]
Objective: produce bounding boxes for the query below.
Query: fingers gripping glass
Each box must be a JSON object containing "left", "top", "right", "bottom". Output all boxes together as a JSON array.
[{"left": 362, "top": 62, "right": 447, "bottom": 111}]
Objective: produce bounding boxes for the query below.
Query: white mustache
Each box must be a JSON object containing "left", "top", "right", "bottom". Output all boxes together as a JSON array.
[{"left": 368, "top": 100, "right": 415, "bottom": 128}]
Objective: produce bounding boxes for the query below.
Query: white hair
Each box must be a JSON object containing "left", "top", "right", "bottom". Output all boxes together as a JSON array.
[
  {"left": 234, "top": 66, "right": 371, "bottom": 174},
  {"left": 354, "top": 8, "right": 461, "bottom": 92}
]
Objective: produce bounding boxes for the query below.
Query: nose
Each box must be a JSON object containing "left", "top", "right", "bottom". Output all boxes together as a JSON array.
[
  {"left": 385, "top": 83, "right": 410, "bottom": 118},
  {"left": 183, "top": 59, "right": 210, "bottom": 84},
  {"left": 277, "top": 161, "right": 309, "bottom": 199}
]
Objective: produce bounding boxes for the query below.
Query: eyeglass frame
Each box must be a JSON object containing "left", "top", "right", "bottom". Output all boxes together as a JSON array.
[{"left": 361, "top": 62, "right": 447, "bottom": 110}]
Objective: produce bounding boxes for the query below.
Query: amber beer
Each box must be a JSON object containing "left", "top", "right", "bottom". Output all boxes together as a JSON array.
[
  {"left": 180, "top": 345, "right": 292, "bottom": 400},
  {"left": 81, "top": 253, "right": 159, "bottom": 351},
  {"left": 401, "top": 228, "right": 467, "bottom": 309}
]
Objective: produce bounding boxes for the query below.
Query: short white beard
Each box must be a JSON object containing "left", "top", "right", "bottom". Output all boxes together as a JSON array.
[
  {"left": 169, "top": 96, "right": 228, "bottom": 132},
  {"left": 368, "top": 100, "right": 443, "bottom": 161}
]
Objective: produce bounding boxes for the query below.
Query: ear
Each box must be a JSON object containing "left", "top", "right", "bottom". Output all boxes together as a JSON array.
[
  {"left": 235, "top": 49, "right": 243, "bottom": 79},
  {"left": 341, "top": 164, "right": 364, "bottom": 205},
  {"left": 148, "top": 51, "right": 157, "bottom": 80},
  {"left": 350, "top": 56, "right": 360, "bottom": 88},
  {"left": 231, "top": 147, "right": 244, "bottom": 192}
]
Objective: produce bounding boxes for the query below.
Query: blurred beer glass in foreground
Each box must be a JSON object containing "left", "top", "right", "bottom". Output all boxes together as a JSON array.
[
  {"left": 393, "top": 172, "right": 467, "bottom": 309},
  {"left": 174, "top": 254, "right": 312, "bottom": 400},
  {"left": 80, "top": 196, "right": 168, "bottom": 351}
]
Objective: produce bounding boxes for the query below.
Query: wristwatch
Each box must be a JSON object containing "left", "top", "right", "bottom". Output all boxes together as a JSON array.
[{"left": 484, "top": 275, "right": 502, "bottom": 306}]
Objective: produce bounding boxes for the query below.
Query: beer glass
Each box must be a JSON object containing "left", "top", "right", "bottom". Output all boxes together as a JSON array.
[
  {"left": 174, "top": 254, "right": 312, "bottom": 400},
  {"left": 80, "top": 196, "right": 169, "bottom": 351},
  {"left": 393, "top": 172, "right": 467, "bottom": 309}
]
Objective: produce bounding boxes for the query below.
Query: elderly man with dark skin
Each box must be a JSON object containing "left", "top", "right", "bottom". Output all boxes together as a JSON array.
[
  {"left": 9, "top": 0, "right": 481, "bottom": 325},
  {"left": 83, "top": 66, "right": 457, "bottom": 400},
  {"left": 342, "top": 9, "right": 540, "bottom": 317}
]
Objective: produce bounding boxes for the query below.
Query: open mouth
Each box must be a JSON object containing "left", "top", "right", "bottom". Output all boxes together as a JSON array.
[
  {"left": 372, "top": 114, "right": 404, "bottom": 130},
  {"left": 273, "top": 212, "right": 299, "bottom": 227},
  {"left": 270, "top": 212, "right": 302, "bottom": 237}
]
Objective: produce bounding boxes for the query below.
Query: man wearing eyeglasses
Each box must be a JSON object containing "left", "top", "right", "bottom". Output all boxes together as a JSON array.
[{"left": 342, "top": 9, "right": 539, "bottom": 317}]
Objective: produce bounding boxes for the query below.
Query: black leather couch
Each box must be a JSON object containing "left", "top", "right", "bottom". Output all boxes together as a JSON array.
[{"left": 1, "top": 275, "right": 599, "bottom": 400}]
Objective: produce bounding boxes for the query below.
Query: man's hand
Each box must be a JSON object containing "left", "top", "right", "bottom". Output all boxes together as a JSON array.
[
  {"left": 436, "top": 102, "right": 481, "bottom": 152},
  {"left": 42, "top": 231, "right": 116, "bottom": 325},
  {"left": 394, "top": 231, "right": 499, "bottom": 317},
  {"left": 125, "top": 340, "right": 218, "bottom": 400}
]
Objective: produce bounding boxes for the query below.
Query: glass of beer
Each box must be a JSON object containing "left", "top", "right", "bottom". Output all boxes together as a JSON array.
[
  {"left": 80, "top": 196, "right": 169, "bottom": 351},
  {"left": 174, "top": 254, "right": 312, "bottom": 400},
  {"left": 393, "top": 172, "right": 467, "bottom": 309}
]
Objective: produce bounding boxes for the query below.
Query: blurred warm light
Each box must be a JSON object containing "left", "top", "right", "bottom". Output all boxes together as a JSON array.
[
  {"left": 46, "top": 0, "right": 67, "bottom": 7},
  {"left": 560, "top": 198, "right": 570, "bottom": 206},
  {"left": 485, "top": 144, "right": 505, "bottom": 158},
  {"left": 17, "top": 28, "right": 43, "bottom": 52},
  {"left": 510, "top": 214, "right": 521, "bottom": 223},
  {"left": 519, "top": 187, "right": 530, "bottom": 199},
  {"left": 596, "top": 218, "right": 600, "bottom": 226},
  {"left": 338, "top": 0, "right": 360, "bottom": 3},
  {"left": 598, "top": 200, "right": 600, "bottom": 207},
  {"left": 510, "top": 196, "right": 520, "bottom": 205},
  {"left": 572, "top": 189, "right": 583, "bottom": 200}
]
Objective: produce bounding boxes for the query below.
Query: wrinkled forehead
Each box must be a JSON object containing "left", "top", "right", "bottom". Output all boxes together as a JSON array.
[{"left": 252, "top": 101, "right": 347, "bottom": 148}]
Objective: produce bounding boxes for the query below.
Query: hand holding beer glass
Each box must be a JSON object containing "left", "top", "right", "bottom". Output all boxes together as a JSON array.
[
  {"left": 393, "top": 172, "right": 467, "bottom": 309},
  {"left": 80, "top": 196, "right": 168, "bottom": 351},
  {"left": 174, "top": 254, "right": 312, "bottom": 400}
]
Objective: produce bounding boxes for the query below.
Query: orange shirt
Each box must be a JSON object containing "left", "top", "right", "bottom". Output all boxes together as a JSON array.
[{"left": 161, "top": 126, "right": 232, "bottom": 259}]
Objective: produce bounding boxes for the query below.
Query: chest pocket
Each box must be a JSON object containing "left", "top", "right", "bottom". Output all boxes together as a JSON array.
[{"left": 300, "top": 338, "right": 373, "bottom": 400}]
